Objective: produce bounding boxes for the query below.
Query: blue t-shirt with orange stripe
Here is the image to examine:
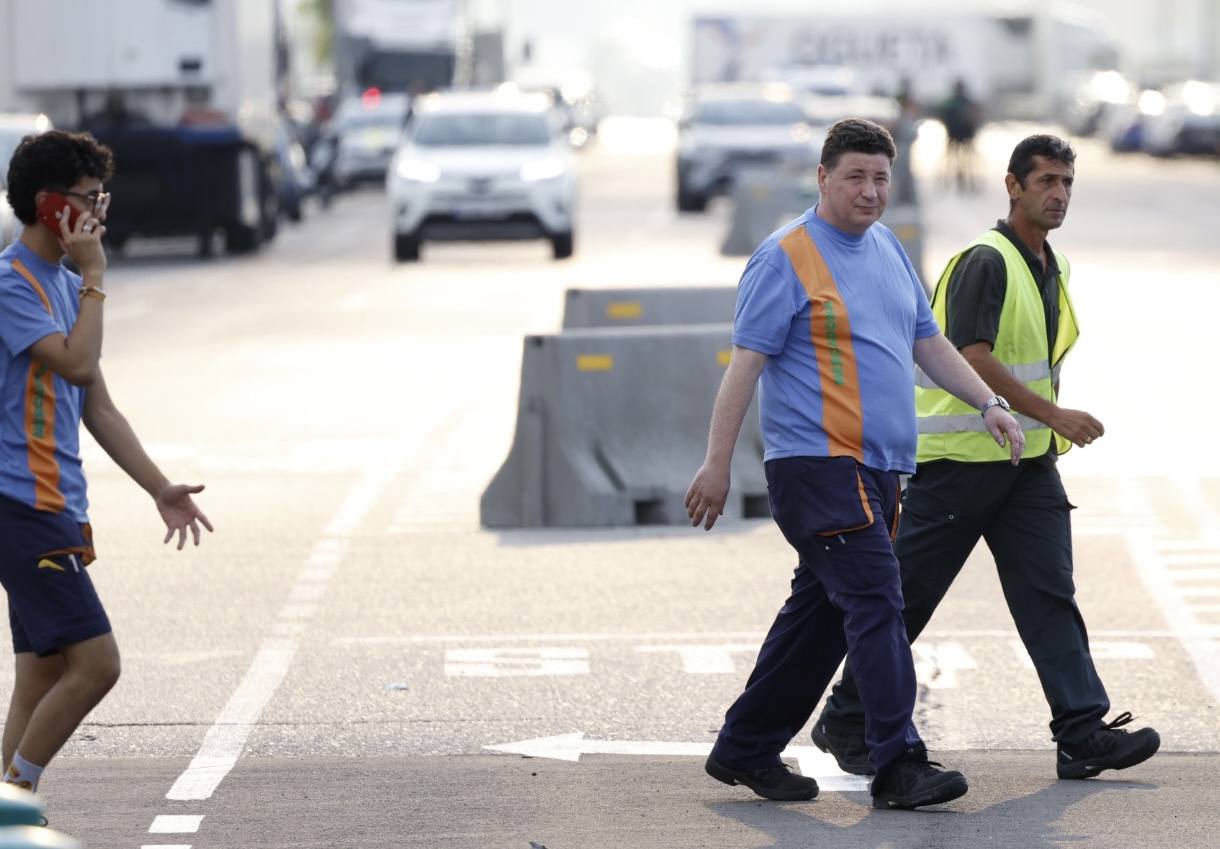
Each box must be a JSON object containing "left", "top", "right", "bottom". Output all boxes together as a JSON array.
[
  {"left": 0, "top": 241, "right": 89, "bottom": 522},
  {"left": 732, "top": 207, "right": 939, "bottom": 474}
]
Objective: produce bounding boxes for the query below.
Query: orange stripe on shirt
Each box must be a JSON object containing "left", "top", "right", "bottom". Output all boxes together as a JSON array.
[
  {"left": 11, "top": 259, "right": 66, "bottom": 512},
  {"left": 779, "top": 227, "right": 865, "bottom": 461}
]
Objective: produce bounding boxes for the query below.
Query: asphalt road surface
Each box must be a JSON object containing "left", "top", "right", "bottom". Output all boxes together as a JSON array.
[{"left": 8, "top": 120, "right": 1219, "bottom": 849}]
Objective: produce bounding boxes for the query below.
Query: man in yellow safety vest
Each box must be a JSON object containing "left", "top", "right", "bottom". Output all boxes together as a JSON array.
[{"left": 811, "top": 134, "right": 1160, "bottom": 781}]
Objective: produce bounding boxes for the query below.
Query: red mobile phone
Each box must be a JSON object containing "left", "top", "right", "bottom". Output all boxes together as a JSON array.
[{"left": 36, "top": 191, "right": 83, "bottom": 235}]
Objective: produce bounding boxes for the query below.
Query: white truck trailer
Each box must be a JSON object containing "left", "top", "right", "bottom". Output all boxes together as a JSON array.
[
  {"left": 0, "top": 0, "right": 285, "bottom": 254},
  {"left": 689, "top": 8, "right": 1118, "bottom": 120}
]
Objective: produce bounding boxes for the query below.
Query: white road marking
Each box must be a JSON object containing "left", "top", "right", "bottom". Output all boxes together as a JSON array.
[
  {"left": 636, "top": 644, "right": 757, "bottom": 674},
  {"left": 1165, "top": 553, "right": 1220, "bottom": 565},
  {"left": 1120, "top": 478, "right": 1220, "bottom": 708},
  {"left": 337, "top": 628, "right": 1194, "bottom": 645},
  {"left": 484, "top": 732, "right": 868, "bottom": 792},
  {"left": 444, "top": 648, "right": 590, "bottom": 677},
  {"left": 1170, "top": 570, "right": 1220, "bottom": 582},
  {"left": 913, "top": 642, "right": 977, "bottom": 689},
  {"left": 149, "top": 815, "right": 203, "bottom": 833},
  {"left": 343, "top": 631, "right": 765, "bottom": 644},
  {"left": 166, "top": 640, "right": 296, "bottom": 800},
  {"left": 164, "top": 408, "right": 466, "bottom": 801},
  {"left": 1011, "top": 640, "right": 1155, "bottom": 670}
]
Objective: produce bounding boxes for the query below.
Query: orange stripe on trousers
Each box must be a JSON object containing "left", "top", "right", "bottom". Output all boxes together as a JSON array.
[
  {"left": 779, "top": 227, "right": 865, "bottom": 462},
  {"left": 12, "top": 259, "right": 66, "bottom": 512}
]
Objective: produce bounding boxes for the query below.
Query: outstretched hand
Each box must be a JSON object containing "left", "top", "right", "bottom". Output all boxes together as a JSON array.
[{"left": 156, "top": 483, "right": 214, "bottom": 550}]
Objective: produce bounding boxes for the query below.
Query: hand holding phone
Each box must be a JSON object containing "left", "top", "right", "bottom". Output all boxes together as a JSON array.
[
  {"left": 36, "top": 192, "right": 83, "bottom": 234},
  {"left": 37, "top": 191, "right": 107, "bottom": 277}
]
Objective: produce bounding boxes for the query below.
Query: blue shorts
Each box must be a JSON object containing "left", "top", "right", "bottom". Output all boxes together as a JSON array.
[{"left": 0, "top": 494, "right": 110, "bottom": 657}]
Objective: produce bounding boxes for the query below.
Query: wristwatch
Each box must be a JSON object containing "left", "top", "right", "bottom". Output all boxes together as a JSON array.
[{"left": 979, "top": 394, "right": 1011, "bottom": 417}]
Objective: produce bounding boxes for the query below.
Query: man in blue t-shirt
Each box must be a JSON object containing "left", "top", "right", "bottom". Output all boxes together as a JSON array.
[
  {"left": 0, "top": 131, "right": 212, "bottom": 800},
  {"left": 686, "top": 118, "right": 1024, "bottom": 809}
]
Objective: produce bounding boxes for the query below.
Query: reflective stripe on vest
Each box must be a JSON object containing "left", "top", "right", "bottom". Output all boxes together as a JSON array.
[
  {"left": 914, "top": 361, "right": 1061, "bottom": 390},
  {"left": 918, "top": 411, "right": 1046, "bottom": 435},
  {"left": 915, "top": 230, "right": 1079, "bottom": 463}
]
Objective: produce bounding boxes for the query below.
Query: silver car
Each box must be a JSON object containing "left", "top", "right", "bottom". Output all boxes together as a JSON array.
[
  {"left": 676, "top": 84, "right": 820, "bottom": 213},
  {"left": 329, "top": 92, "right": 410, "bottom": 189}
]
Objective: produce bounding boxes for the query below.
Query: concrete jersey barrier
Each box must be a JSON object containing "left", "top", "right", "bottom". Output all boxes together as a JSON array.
[
  {"left": 481, "top": 324, "right": 769, "bottom": 528},
  {"left": 562, "top": 287, "right": 738, "bottom": 329}
]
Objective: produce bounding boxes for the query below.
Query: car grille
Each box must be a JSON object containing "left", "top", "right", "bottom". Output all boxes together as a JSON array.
[
  {"left": 432, "top": 192, "right": 531, "bottom": 206},
  {"left": 726, "top": 150, "right": 781, "bottom": 166}
]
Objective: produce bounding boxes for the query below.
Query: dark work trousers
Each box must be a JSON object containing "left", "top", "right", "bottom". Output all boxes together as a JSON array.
[
  {"left": 820, "top": 458, "right": 1110, "bottom": 745},
  {"left": 711, "top": 456, "right": 922, "bottom": 776}
]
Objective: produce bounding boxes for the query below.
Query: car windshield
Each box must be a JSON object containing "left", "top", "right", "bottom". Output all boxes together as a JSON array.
[
  {"left": 412, "top": 112, "right": 552, "bottom": 146},
  {"left": 694, "top": 100, "right": 807, "bottom": 126}
]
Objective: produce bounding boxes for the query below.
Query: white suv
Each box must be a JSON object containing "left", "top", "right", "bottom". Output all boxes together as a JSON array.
[{"left": 387, "top": 90, "right": 578, "bottom": 262}]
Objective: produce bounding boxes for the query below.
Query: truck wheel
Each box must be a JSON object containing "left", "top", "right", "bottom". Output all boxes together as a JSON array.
[
  {"left": 550, "top": 231, "right": 574, "bottom": 260},
  {"left": 394, "top": 233, "right": 421, "bottom": 262}
]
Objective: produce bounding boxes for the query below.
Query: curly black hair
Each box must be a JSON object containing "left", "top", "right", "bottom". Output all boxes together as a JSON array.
[
  {"left": 820, "top": 118, "right": 897, "bottom": 172},
  {"left": 5, "top": 130, "right": 115, "bottom": 225}
]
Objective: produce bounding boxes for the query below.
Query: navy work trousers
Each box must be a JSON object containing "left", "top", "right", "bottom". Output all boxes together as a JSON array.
[
  {"left": 820, "top": 458, "right": 1110, "bottom": 745},
  {"left": 712, "top": 456, "right": 922, "bottom": 775}
]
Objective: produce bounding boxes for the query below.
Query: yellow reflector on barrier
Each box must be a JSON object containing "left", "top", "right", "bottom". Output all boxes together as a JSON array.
[
  {"left": 576, "top": 354, "right": 614, "bottom": 372},
  {"left": 717, "top": 349, "right": 732, "bottom": 367},
  {"left": 606, "top": 301, "right": 643, "bottom": 319}
]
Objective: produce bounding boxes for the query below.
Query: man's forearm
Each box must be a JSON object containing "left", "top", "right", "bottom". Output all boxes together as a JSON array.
[
  {"left": 85, "top": 408, "right": 169, "bottom": 498},
  {"left": 705, "top": 350, "right": 766, "bottom": 464},
  {"left": 66, "top": 271, "right": 105, "bottom": 370},
  {"left": 913, "top": 334, "right": 994, "bottom": 409},
  {"left": 965, "top": 352, "right": 1059, "bottom": 425}
]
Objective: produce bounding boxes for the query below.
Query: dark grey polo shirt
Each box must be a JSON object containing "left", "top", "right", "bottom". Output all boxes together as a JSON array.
[{"left": 942, "top": 220, "right": 1065, "bottom": 465}]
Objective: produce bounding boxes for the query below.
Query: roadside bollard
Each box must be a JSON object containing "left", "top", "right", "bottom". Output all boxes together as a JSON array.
[
  {"left": 0, "top": 827, "right": 81, "bottom": 848},
  {"left": 0, "top": 786, "right": 43, "bottom": 827}
]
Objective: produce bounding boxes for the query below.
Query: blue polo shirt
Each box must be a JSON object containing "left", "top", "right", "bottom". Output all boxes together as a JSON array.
[
  {"left": 732, "top": 207, "right": 939, "bottom": 474},
  {"left": 0, "top": 241, "right": 90, "bottom": 522}
]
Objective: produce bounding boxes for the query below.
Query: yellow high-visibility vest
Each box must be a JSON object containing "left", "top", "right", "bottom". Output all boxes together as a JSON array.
[{"left": 915, "top": 229, "right": 1079, "bottom": 463}]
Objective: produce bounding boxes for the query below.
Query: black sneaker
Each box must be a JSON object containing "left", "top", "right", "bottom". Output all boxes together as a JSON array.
[
  {"left": 704, "top": 754, "right": 819, "bottom": 801},
  {"left": 811, "top": 720, "right": 875, "bottom": 776},
  {"left": 1056, "top": 712, "right": 1160, "bottom": 780},
  {"left": 870, "top": 746, "right": 969, "bottom": 810}
]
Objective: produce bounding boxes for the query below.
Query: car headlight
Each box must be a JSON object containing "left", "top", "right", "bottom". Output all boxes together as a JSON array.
[
  {"left": 520, "top": 158, "right": 566, "bottom": 182},
  {"left": 396, "top": 159, "right": 441, "bottom": 182}
]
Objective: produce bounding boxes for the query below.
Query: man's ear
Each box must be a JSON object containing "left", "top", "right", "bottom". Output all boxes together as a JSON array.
[{"left": 1004, "top": 172, "right": 1020, "bottom": 200}]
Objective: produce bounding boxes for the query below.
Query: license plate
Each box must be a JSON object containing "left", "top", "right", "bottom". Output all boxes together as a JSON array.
[
  {"left": 360, "top": 129, "right": 396, "bottom": 149},
  {"left": 452, "top": 204, "right": 510, "bottom": 220}
]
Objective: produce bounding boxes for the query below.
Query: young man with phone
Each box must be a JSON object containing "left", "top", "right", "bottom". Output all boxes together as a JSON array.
[{"left": 0, "top": 130, "right": 213, "bottom": 801}]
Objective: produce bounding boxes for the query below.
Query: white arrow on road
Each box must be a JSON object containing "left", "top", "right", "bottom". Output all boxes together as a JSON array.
[{"left": 484, "top": 733, "right": 870, "bottom": 792}]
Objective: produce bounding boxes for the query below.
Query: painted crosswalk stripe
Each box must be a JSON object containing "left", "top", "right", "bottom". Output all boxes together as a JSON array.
[{"left": 149, "top": 815, "right": 203, "bottom": 833}]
